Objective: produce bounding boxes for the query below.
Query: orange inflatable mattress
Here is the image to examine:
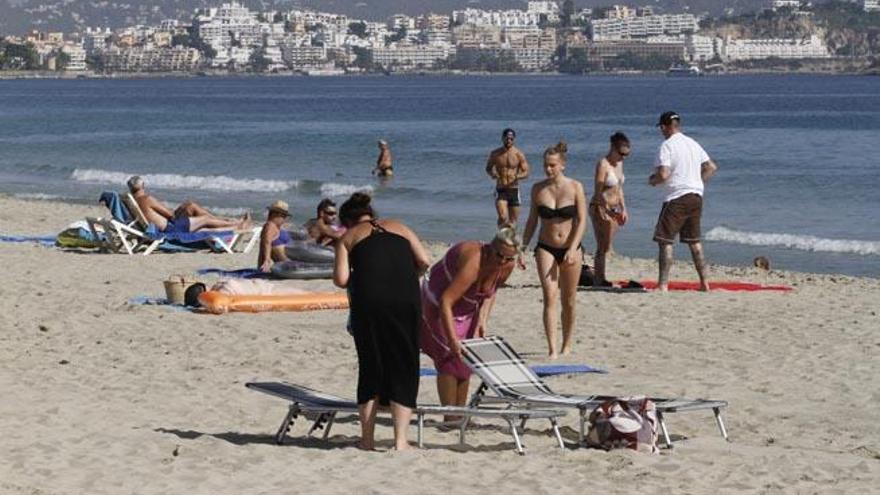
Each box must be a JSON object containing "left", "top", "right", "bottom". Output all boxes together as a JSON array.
[{"left": 199, "top": 291, "right": 349, "bottom": 314}]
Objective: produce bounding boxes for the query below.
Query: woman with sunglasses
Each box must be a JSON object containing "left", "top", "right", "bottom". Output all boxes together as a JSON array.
[
  {"left": 589, "top": 132, "right": 630, "bottom": 286},
  {"left": 522, "top": 141, "right": 587, "bottom": 359},
  {"left": 420, "top": 227, "right": 520, "bottom": 414}
]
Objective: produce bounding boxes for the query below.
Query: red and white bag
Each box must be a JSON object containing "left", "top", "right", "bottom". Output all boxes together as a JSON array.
[{"left": 585, "top": 397, "right": 659, "bottom": 454}]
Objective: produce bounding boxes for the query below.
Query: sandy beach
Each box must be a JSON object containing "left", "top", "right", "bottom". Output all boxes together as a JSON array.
[{"left": 1, "top": 193, "right": 878, "bottom": 494}]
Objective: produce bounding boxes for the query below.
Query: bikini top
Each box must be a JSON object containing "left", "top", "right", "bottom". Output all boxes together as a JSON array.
[
  {"left": 605, "top": 172, "right": 624, "bottom": 188},
  {"left": 537, "top": 204, "right": 577, "bottom": 219},
  {"left": 271, "top": 228, "right": 291, "bottom": 247}
]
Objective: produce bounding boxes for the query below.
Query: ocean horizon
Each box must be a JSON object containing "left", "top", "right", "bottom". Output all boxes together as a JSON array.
[{"left": 1, "top": 74, "right": 877, "bottom": 277}]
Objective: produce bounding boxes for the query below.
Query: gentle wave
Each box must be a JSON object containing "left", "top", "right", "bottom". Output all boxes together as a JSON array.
[
  {"left": 71, "top": 168, "right": 297, "bottom": 192},
  {"left": 705, "top": 226, "right": 880, "bottom": 256},
  {"left": 319, "top": 182, "right": 374, "bottom": 197},
  {"left": 14, "top": 193, "right": 63, "bottom": 201}
]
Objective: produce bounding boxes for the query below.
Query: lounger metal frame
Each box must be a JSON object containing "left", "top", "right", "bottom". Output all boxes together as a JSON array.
[
  {"left": 462, "top": 336, "right": 729, "bottom": 448},
  {"left": 246, "top": 381, "right": 568, "bottom": 455}
]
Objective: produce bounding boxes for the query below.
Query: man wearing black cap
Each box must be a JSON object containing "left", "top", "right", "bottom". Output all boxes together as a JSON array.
[
  {"left": 486, "top": 128, "right": 530, "bottom": 227},
  {"left": 649, "top": 111, "right": 718, "bottom": 291}
]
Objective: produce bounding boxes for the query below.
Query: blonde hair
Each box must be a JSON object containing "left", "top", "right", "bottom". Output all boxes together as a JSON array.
[
  {"left": 493, "top": 226, "right": 522, "bottom": 251},
  {"left": 543, "top": 141, "right": 568, "bottom": 161}
]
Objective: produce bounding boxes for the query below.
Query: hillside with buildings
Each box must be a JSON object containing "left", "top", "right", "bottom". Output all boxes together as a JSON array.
[
  {"left": 0, "top": 0, "right": 770, "bottom": 34},
  {"left": 1, "top": 0, "right": 878, "bottom": 76}
]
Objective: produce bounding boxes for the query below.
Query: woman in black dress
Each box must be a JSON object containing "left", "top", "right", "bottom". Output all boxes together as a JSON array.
[{"left": 333, "top": 192, "right": 431, "bottom": 450}]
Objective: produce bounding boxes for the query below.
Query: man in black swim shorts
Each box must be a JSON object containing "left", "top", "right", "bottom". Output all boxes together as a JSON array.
[{"left": 486, "top": 128, "right": 530, "bottom": 227}]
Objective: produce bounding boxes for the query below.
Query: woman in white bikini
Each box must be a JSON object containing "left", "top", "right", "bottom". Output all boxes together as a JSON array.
[{"left": 589, "top": 132, "right": 630, "bottom": 286}]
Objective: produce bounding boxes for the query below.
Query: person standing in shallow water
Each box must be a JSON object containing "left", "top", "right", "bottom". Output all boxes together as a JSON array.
[
  {"left": 486, "top": 128, "right": 530, "bottom": 227},
  {"left": 332, "top": 192, "right": 431, "bottom": 450},
  {"left": 374, "top": 140, "right": 393, "bottom": 177},
  {"left": 589, "top": 132, "right": 631, "bottom": 286},
  {"left": 649, "top": 111, "right": 718, "bottom": 292},
  {"left": 522, "top": 141, "right": 587, "bottom": 359}
]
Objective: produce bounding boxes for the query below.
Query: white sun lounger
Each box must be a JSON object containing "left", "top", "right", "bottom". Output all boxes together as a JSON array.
[
  {"left": 461, "top": 336, "right": 729, "bottom": 448},
  {"left": 246, "top": 381, "right": 568, "bottom": 454}
]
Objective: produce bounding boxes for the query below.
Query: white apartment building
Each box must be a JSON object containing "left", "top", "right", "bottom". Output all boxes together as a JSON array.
[
  {"left": 506, "top": 28, "right": 556, "bottom": 71},
  {"left": 390, "top": 14, "right": 417, "bottom": 31},
  {"left": 603, "top": 5, "right": 635, "bottom": 19},
  {"left": 417, "top": 13, "right": 450, "bottom": 31},
  {"left": 453, "top": 24, "right": 503, "bottom": 48},
  {"left": 452, "top": 8, "right": 542, "bottom": 28},
  {"left": 82, "top": 27, "right": 111, "bottom": 55},
  {"left": 193, "top": 2, "right": 263, "bottom": 60},
  {"left": 280, "top": 43, "right": 327, "bottom": 69},
  {"left": 105, "top": 46, "right": 201, "bottom": 72},
  {"left": 865, "top": 0, "right": 880, "bottom": 12},
  {"left": 685, "top": 34, "right": 717, "bottom": 62},
  {"left": 61, "top": 43, "right": 87, "bottom": 70},
  {"left": 722, "top": 35, "right": 830, "bottom": 60},
  {"left": 591, "top": 14, "right": 700, "bottom": 40},
  {"left": 772, "top": 0, "right": 802, "bottom": 10},
  {"left": 369, "top": 44, "right": 451, "bottom": 69},
  {"left": 527, "top": 1, "right": 560, "bottom": 23}
]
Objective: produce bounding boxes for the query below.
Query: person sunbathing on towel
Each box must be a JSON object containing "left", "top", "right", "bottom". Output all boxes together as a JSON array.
[{"left": 127, "top": 176, "right": 251, "bottom": 233}]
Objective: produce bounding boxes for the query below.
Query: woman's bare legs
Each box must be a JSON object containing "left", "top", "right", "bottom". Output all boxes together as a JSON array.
[
  {"left": 358, "top": 397, "right": 379, "bottom": 450},
  {"left": 437, "top": 374, "right": 470, "bottom": 421},
  {"left": 559, "top": 249, "right": 583, "bottom": 356},
  {"left": 535, "top": 248, "right": 560, "bottom": 359},
  {"left": 591, "top": 213, "right": 617, "bottom": 284},
  {"left": 390, "top": 401, "right": 412, "bottom": 450}
]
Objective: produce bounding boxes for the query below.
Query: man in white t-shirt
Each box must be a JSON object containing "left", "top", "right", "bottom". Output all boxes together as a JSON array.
[{"left": 648, "top": 111, "right": 718, "bottom": 291}]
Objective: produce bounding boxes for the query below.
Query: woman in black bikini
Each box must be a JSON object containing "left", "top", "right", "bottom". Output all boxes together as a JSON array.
[{"left": 522, "top": 141, "right": 588, "bottom": 358}]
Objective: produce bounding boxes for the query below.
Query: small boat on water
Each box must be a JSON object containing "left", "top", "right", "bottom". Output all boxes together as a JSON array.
[{"left": 668, "top": 65, "right": 702, "bottom": 77}]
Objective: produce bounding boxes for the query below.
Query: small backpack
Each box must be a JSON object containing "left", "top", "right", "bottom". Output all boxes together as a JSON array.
[{"left": 585, "top": 397, "right": 659, "bottom": 454}]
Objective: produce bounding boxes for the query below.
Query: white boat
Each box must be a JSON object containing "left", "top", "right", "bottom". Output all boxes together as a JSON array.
[{"left": 668, "top": 65, "right": 701, "bottom": 77}]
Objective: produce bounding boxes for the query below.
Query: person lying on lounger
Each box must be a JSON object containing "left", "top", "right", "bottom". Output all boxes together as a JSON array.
[{"left": 127, "top": 176, "right": 251, "bottom": 233}]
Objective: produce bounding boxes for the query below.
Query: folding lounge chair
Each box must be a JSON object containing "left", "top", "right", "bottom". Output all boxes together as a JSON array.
[
  {"left": 122, "top": 193, "right": 261, "bottom": 255},
  {"left": 85, "top": 216, "right": 155, "bottom": 255},
  {"left": 461, "top": 336, "right": 729, "bottom": 448},
  {"left": 246, "top": 381, "right": 568, "bottom": 454}
]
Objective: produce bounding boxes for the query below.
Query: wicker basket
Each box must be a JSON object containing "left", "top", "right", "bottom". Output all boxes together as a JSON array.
[{"left": 163, "top": 275, "right": 198, "bottom": 305}]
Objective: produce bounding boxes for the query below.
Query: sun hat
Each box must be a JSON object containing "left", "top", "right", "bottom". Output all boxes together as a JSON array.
[{"left": 267, "top": 200, "right": 290, "bottom": 217}]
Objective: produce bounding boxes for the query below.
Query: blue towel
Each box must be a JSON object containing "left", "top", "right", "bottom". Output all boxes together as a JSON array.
[
  {"left": 99, "top": 191, "right": 133, "bottom": 224},
  {"left": 419, "top": 364, "right": 607, "bottom": 377},
  {"left": 0, "top": 234, "right": 57, "bottom": 246},
  {"left": 128, "top": 295, "right": 194, "bottom": 312},
  {"left": 197, "top": 267, "right": 271, "bottom": 279}
]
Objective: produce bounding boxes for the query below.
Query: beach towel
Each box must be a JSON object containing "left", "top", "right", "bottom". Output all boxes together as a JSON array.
[
  {"left": 625, "top": 280, "right": 792, "bottom": 292},
  {"left": 98, "top": 191, "right": 133, "bottom": 224},
  {"left": 0, "top": 233, "right": 57, "bottom": 246},
  {"left": 197, "top": 268, "right": 270, "bottom": 279}
]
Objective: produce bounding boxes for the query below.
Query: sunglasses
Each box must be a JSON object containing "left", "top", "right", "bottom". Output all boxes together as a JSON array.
[
  {"left": 323, "top": 210, "right": 337, "bottom": 216},
  {"left": 493, "top": 248, "right": 517, "bottom": 263}
]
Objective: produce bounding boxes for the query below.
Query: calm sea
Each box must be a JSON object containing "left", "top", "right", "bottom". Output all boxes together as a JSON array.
[{"left": 0, "top": 75, "right": 878, "bottom": 277}]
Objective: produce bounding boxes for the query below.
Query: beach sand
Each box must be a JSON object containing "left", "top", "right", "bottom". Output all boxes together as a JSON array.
[{"left": 1, "top": 194, "right": 878, "bottom": 494}]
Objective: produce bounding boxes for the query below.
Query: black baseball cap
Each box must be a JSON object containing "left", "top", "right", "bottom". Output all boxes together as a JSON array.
[{"left": 656, "top": 111, "right": 681, "bottom": 127}]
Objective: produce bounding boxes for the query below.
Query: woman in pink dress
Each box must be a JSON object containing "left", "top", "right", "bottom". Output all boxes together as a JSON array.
[{"left": 420, "top": 227, "right": 520, "bottom": 412}]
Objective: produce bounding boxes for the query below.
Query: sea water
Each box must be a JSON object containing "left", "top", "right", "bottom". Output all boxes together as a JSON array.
[{"left": 0, "top": 75, "right": 877, "bottom": 277}]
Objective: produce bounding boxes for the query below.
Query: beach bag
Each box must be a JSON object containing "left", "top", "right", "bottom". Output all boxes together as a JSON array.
[
  {"left": 585, "top": 397, "right": 659, "bottom": 454},
  {"left": 163, "top": 275, "right": 200, "bottom": 305}
]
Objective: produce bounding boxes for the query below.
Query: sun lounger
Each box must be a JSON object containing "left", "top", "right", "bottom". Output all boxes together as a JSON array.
[
  {"left": 461, "top": 336, "right": 729, "bottom": 448},
  {"left": 246, "top": 381, "right": 568, "bottom": 454},
  {"left": 122, "top": 193, "right": 262, "bottom": 254}
]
